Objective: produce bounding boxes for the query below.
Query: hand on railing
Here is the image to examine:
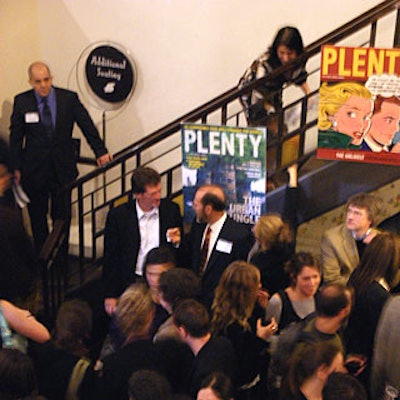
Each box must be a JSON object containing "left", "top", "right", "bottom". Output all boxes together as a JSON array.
[{"left": 97, "top": 153, "right": 113, "bottom": 167}]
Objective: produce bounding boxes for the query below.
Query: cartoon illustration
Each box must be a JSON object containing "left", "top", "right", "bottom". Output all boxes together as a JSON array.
[
  {"left": 361, "top": 95, "right": 400, "bottom": 152},
  {"left": 318, "top": 82, "right": 373, "bottom": 149}
]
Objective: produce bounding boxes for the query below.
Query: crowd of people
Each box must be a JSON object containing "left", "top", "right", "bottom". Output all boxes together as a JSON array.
[
  {"left": 1, "top": 156, "right": 399, "bottom": 400},
  {"left": 1, "top": 26, "right": 400, "bottom": 400}
]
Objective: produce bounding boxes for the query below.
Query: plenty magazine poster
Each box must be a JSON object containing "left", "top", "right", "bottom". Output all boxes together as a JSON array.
[
  {"left": 181, "top": 123, "right": 266, "bottom": 226},
  {"left": 317, "top": 45, "right": 400, "bottom": 165}
]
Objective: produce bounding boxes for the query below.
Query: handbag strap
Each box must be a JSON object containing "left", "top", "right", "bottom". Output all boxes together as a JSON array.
[{"left": 65, "top": 357, "right": 91, "bottom": 400}]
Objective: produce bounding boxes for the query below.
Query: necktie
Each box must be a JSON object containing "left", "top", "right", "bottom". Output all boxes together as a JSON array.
[
  {"left": 199, "top": 226, "right": 212, "bottom": 276},
  {"left": 41, "top": 97, "right": 53, "bottom": 137}
]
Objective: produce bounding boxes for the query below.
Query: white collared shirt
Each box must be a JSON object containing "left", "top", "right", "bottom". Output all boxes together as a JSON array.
[
  {"left": 135, "top": 202, "right": 160, "bottom": 275},
  {"left": 201, "top": 212, "right": 227, "bottom": 268},
  {"left": 364, "top": 136, "right": 390, "bottom": 152}
]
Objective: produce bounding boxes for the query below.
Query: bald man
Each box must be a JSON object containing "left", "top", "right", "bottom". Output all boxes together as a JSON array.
[
  {"left": 183, "top": 184, "right": 253, "bottom": 308},
  {"left": 9, "top": 61, "right": 112, "bottom": 253}
]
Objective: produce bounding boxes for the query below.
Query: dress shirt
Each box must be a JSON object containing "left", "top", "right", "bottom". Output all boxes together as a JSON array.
[
  {"left": 35, "top": 87, "right": 57, "bottom": 129},
  {"left": 363, "top": 136, "right": 390, "bottom": 152},
  {"left": 135, "top": 202, "right": 160, "bottom": 275},
  {"left": 201, "top": 212, "right": 227, "bottom": 270}
]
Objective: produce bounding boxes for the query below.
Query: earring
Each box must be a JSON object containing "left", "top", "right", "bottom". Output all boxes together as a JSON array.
[{"left": 332, "top": 119, "right": 338, "bottom": 129}]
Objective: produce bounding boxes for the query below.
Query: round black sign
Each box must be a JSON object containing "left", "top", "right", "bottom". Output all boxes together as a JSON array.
[{"left": 85, "top": 45, "right": 134, "bottom": 103}]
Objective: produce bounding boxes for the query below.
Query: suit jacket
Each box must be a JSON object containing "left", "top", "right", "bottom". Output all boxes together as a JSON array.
[
  {"left": 103, "top": 198, "right": 182, "bottom": 298},
  {"left": 185, "top": 216, "right": 253, "bottom": 307},
  {"left": 320, "top": 223, "right": 359, "bottom": 285},
  {"left": 9, "top": 87, "right": 108, "bottom": 188}
]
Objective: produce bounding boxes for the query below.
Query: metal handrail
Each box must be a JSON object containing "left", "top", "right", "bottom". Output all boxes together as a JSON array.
[{"left": 41, "top": 0, "right": 399, "bottom": 305}]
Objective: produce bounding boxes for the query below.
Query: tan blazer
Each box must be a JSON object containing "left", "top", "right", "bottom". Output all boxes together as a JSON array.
[{"left": 320, "top": 223, "right": 360, "bottom": 285}]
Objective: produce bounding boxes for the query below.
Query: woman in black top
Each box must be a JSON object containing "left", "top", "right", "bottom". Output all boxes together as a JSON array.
[
  {"left": 211, "top": 261, "right": 277, "bottom": 400},
  {"left": 266, "top": 252, "right": 320, "bottom": 332},
  {"left": 346, "top": 232, "right": 400, "bottom": 391}
]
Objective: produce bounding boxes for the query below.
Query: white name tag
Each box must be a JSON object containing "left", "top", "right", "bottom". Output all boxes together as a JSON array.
[
  {"left": 25, "top": 112, "right": 39, "bottom": 123},
  {"left": 216, "top": 239, "right": 233, "bottom": 254}
]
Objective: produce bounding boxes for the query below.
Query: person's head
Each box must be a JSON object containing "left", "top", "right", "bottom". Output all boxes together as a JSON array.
[
  {"left": 159, "top": 268, "right": 201, "bottom": 314},
  {"left": 322, "top": 372, "right": 367, "bottom": 400},
  {"left": 116, "top": 283, "right": 155, "bottom": 342},
  {"left": 253, "top": 213, "right": 293, "bottom": 251},
  {"left": 131, "top": 167, "right": 162, "bottom": 212},
  {"left": 346, "top": 192, "right": 381, "bottom": 234},
  {"left": 28, "top": 61, "right": 53, "bottom": 98},
  {"left": 318, "top": 82, "right": 373, "bottom": 145},
  {"left": 285, "top": 252, "right": 321, "bottom": 296},
  {"left": 173, "top": 299, "right": 210, "bottom": 339},
  {"left": 287, "top": 342, "right": 344, "bottom": 397},
  {"left": 317, "top": 284, "right": 351, "bottom": 320},
  {"left": 366, "top": 95, "right": 400, "bottom": 146},
  {"left": 197, "top": 372, "right": 234, "bottom": 400},
  {"left": 54, "top": 299, "right": 92, "bottom": 356},
  {"left": 143, "top": 247, "right": 176, "bottom": 301},
  {"left": 128, "top": 369, "right": 172, "bottom": 400},
  {"left": 211, "top": 261, "right": 260, "bottom": 334},
  {"left": 269, "top": 26, "right": 305, "bottom": 66},
  {"left": 348, "top": 232, "right": 400, "bottom": 295},
  {"left": 0, "top": 348, "right": 37, "bottom": 399},
  {"left": 192, "top": 185, "right": 226, "bottom": 224}
]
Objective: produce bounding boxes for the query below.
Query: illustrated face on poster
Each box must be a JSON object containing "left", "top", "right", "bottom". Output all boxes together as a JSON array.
[
  {"left": 331, "top": 93, "right": 373, "bottom": 145},
  {"left": 317, "top": 45, "right": 400, "bottom": 165},
  {"left": 318, "top": 82, "right": 374, "bottom": 149},
  {"left": 367, "top": 96, "right": 400, "bottom": 146}
]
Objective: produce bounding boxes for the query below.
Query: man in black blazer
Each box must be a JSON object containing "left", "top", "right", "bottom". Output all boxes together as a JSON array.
[
  {"left": 103, "top": 167, "right": 182, "bottom": 315},
  {"left": 185, "top": 184, "right": 253, "bottom": 308},
  {"left": 9, "top": 61, "right": 112, "bottom": 252}
]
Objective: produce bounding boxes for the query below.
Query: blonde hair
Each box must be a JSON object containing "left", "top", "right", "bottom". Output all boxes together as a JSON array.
[
  {"left": 116, "top": 283, "right": 155, "bottom": 341},
  {"left": 253, "top": 213, "right": 293, "bottom": 251},
  {"left": 211, "top": 261, "right": 260, "bottom": 335},
  {"left": 318, "top": 82, "right": 372, "bottom": 130}
]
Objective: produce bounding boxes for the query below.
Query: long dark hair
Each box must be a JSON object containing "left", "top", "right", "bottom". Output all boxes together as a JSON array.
[
  {"left": 348, "top": 232, "right": 400, "bottom": 295},
  {"left": 268, "top": 26, "right": 305, "bottom": 66}
]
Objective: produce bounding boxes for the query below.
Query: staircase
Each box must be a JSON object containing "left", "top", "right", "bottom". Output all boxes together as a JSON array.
[{"left": 40, "top": 0, "right": 400, "bottom": 320}]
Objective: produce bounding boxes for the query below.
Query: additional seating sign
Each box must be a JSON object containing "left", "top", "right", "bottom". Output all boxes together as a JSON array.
[
  {"left": 181, "top": 123, "right": 266, "bottom": 225},
  {"left": 85, "top": 45, "right": 135, "bottom": 103},
  {"left": 317, "top": 45, "right": 400, "bottom": 165}
]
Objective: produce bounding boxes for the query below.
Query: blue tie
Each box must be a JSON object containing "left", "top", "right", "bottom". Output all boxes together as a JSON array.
[{"left": 41, "top": 97, "right": 53, "bottom": 137}]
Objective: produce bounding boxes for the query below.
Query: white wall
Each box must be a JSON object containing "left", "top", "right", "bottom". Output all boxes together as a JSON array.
[{"left": 1, "top": 0, "right": 386, "bottom": 158}]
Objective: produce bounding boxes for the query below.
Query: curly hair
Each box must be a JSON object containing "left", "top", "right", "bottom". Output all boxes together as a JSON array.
[
  {"left": 211, "top": 261, "right": 260, "bottom": 335},
  {"left": 285, "top": 252, "right": 320, "bottom": 288},
  {"left": 318, "top": 82, "right": 372, "bottom": 130}
]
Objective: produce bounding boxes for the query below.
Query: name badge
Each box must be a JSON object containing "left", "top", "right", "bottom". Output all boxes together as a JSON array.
[
  {"left": 216, "top": 239, "right": 233, "bottom": 254},
  {"left": 25, "top": 112, "right": 39, "bottom": 123}
]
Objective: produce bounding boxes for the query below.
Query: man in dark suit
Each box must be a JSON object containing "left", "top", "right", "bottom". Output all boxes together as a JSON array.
[
  {"left": 9, "top": 61, "right": 112, "bottom": 252},
  {"left": 103, "top": 166, "right": 182, "bottom": 315},
  {"left": 185, "top": 184, "right": 253, "bottom": 308}
]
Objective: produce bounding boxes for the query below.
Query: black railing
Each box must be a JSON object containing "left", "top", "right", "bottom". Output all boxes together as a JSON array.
[{"left": 40, "top": 0, "right": 400, "bottom": 318}]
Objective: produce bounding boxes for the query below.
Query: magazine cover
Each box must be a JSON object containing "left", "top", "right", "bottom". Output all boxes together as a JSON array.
[
  {"left": 317, "top": 45, "right": 400, "bottom": 165},
  {"left": 181, "top": 123, "right": 266, "bottom": 225}
]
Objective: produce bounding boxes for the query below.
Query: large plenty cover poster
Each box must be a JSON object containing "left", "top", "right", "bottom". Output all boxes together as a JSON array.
[
  {"left": 317, "top": 45, "right": 400, "bottom": 165},
  {"left": 181, "top": 123, "right": 266, "bottom": 225}
]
